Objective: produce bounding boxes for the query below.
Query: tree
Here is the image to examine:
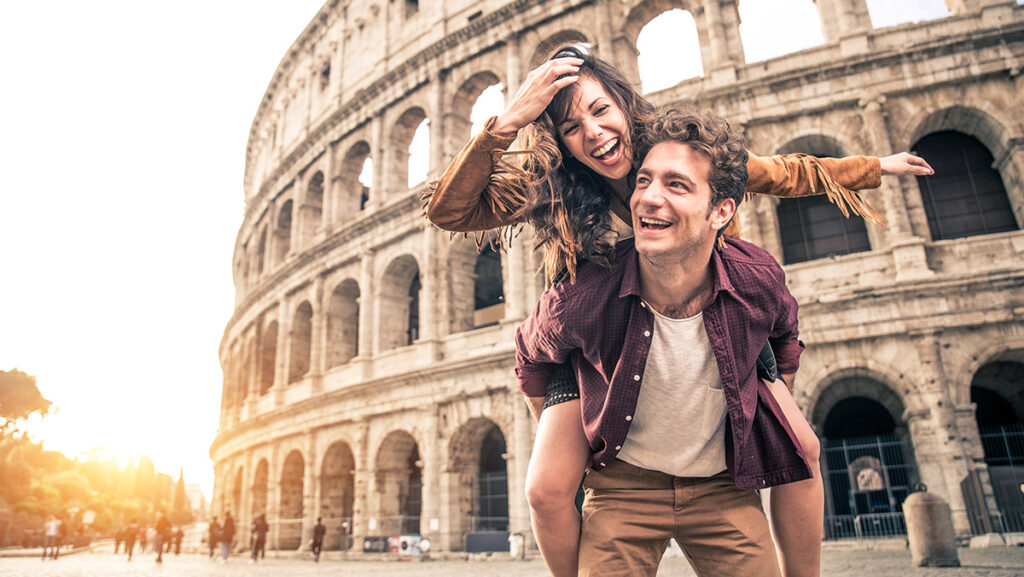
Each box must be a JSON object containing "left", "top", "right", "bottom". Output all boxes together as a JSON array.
[
  {"left": 170, "top": 469, "right": 193, "bottom": 525},
  {"left": 0, "top": 369, "right": 52, "bottom": 438}
]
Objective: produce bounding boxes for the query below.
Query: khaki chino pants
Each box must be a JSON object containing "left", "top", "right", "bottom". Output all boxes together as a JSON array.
[{"left": 578, "top": 460, "right": 781, "bottom": 577}]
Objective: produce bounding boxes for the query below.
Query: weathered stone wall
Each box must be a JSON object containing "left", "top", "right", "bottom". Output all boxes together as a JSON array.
[{"left": 213, "top": 0, "right": 1024, "bottom": 552}]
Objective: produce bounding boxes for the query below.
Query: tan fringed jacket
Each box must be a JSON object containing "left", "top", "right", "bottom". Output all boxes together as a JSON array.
[{"left": 424, "top": 117, "right": 884, "bottom": 279}]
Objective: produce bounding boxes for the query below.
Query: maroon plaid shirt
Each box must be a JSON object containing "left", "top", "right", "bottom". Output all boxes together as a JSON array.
[{"left": 515, "top": 237, "right": 812, "bottom": 490}]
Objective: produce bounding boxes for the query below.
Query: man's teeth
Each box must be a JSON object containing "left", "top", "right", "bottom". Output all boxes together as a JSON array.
[
  {"left": 640, "top": 217, "right": 670, "bottom": 227},
  {"left": 592, "top": 138, "right": 618, "bottom": 158}
]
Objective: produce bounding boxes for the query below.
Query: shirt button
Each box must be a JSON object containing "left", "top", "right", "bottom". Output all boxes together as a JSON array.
[
  {"left": 625, "top": 415, "right": 632, "bottom": 421},
  {"left": 640, "top": 302, "right": 646, "bottom": 308},
  {"left": 599, "top": 462, "right": 606, "bottom": 467},
  {"left": 643, "top": 330, "right": 651, "bottom": 337},
  {"left": 633, "top": 374, "right": 640, "bottom": 381},
  {"left": 615, "top": 445, "right": 621, "bottom": 450}
]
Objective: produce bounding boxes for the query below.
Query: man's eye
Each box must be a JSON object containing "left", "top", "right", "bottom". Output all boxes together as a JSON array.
[{"left": 636, "top": 177, "right": 649, "bottom": 186}]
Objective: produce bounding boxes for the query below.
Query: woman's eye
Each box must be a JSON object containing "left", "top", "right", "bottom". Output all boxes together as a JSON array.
[
  {"left": 562, "top": 125, "right": 578, "bottom": 136},
  {"left": 595, "top": 105, "right": 608, "bottom": 114}
]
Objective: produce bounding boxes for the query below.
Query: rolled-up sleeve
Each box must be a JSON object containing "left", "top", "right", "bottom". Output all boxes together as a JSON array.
[
  {"left": 768, "top": 263, "right": 804, "bottom": 375},
  {"left": 515, "top": 292, "right": 573, "bottom": 397}
]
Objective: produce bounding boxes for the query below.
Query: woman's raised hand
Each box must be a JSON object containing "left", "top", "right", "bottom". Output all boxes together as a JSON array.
[
  {"left": 490, "top": 57, "right": 583, "bottom": 137},
  {"left": 880, "top": 152, "right": 934, "bottom": 176}
]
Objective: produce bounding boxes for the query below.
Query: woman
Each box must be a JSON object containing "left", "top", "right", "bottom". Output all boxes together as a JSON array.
[{"left": 426, "top": 44, "right": 931, "bottom": 577}]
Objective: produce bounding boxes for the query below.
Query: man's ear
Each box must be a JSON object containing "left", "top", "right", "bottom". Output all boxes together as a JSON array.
[{"left": 710, "top": 198, "right": 737, "bottom": 232}]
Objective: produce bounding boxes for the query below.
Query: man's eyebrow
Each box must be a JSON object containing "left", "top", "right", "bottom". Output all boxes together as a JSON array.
[{"left": 664, "top": 170, "right": 696, "bottom": 187}]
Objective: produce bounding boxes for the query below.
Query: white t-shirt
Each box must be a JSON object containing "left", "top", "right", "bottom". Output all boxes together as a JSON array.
[
  {"left": 616, "top": 309, "right": 727, "bottom": 477},
  {"left": 45, "top": 520, "right": 60, "bottom": 537}
]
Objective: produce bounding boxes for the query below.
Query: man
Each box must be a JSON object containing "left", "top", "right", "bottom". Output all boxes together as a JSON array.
[
  {"left": 516, "top": 109, "right": 811, "bottom": 577},
  {"left": 312, "top": 517, "right": 327, "bottom": 562},
  {"left": 124, "top": 518, "right": 139, "bottom": 561},
  {"left": 154, "top": 512, "right": 171, "bottom": 563},
  {"left": 42, "top": 515, "right": 60, "bottom": 560},
  {"left": 250, "top": 513, "right": 269, "bottom": 563},
  {"left": 220, "top": 511, "right": 235, "bottom": 563},
  {"left": 208, "top": 515, "right": 220, "bottom": 559}
]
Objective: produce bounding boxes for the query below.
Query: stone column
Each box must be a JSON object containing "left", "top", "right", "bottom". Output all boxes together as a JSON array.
[
  {"left": 357, "top": 251, "right": 377, "bottom": 360},
  {"left": 428, "top": 69, "right": 448, "bottom": 180},
  {"left": 310, "top": 277, "right": 326, "bottom": 394},
  {"left": 268, "top": 446, "right": 282, "bottom": 552},
  {"left": 594, "top": 0, "right": 615, "bottom": 59},
  {"left": 814, "top": 0, "right": 872, "bottom": 55},
  {"left": 322, "top": 142, "right": 337, "bottom": 232},
  {"left": 907, "top": 333, "right": 972, "bottom": 535},
  {"left": 370, "top": 113, "right": 386, "bottom": 208},
  {"left": 274, "top": 304, "right": 290, "bottom": 407},
  {"left": 700, "top": 0, "right": 742, "bottom": 85},
  {"left": 419, "top": 226, "right": 442, "bottom": 362},
  {"left": 420, "top": 414, "right": 443, "bottom": 546},
  {"left": 352, "top": 422, "right": 373, "bottom": 543},
  {"left": 859, "top": 96, "right": 935, "bottom": 281},
  {"left": 301, "top": 431, "right": 319, "bottom": 551}
]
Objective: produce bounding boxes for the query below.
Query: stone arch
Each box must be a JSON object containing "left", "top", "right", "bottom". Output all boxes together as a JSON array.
[
  {"left": 773, "top": 133, "right": 871, "bottom": 264},
  {"left": 375, "top": 430, "right": 422, "bottom": 535},
  {"left": 320, "top": 440, "right": 356, "bottom": 550},
  {"left": 251, "top": 458, "right": 269, "bottom": 519},
  {"left": 327, "top": 279, "right": 360, "bottom": 368},
  {"left": 387, "top": 107, "right": 428, "bottom": 194},
  {"left": 905, "top": 106, "right": 1012, "bottom": 159},
  {"left": 970, "top": 354, "right": 1024, "bottom": 532},
  {"left": 289, "top": 301, "right": 313, "bottom": 383},
  {"left": 447, "top": 71, "right": 503, "bottom": 155},
  {"left": 273, "top": 199, "right": 293, "bottom": 267},
  {"left": 279, "top": 450, "right": 305, "bottom": 550},
  {"left": 809, "top": 367, "right": 909, "bottom": 432},
  {"left": 528, "top": 29, "right": 590, "bottom": 69},
  {"left": 636, "top": 8, "right": 704, "bottom": 92},
  {"left": 260, "top": 320, "right": 278, "bottom": 394},
  {"left": 300, "top": 171, "right": 325, "bottom": 247},
  {"left": 378, "top": 255, "right": 420, "bottom": 351},
  {"left": 950, "top": 339, "right": 1024, "bottom": 406},
  {"left": 335, "top": 140, "right": 372, "bottom": 220},
  {"left": 448, "top": 418, "right": 509, "bottom": 550},
  {"left": 811, "top": 372, "right": 920, "bottom": 535}
]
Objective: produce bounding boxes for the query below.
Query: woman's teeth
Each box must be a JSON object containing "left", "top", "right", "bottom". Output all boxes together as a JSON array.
[{"left": 592, "top": 138, "right": 618, "bottom": 159}]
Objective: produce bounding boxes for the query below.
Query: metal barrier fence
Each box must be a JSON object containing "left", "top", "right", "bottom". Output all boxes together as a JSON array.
[
  {"left": 823, "top": 513, "right": 907, "bottom": 540},
  {"left": 469, "top": 516, "right": 509, "bottom": 532}
]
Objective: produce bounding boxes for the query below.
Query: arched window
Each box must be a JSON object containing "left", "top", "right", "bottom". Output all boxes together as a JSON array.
[
  {"left": 775, "top": 137, "right": 871, "bottom": 264},
  {"left": 636, "top": 10, "right": 702, "bottom": 93},
  {"left": 259, "top": 321, "right": 277, "bottom": 395},
  {"left": 913, "top": 131, "right": 1018, "bottom": 241},
  {"left": 289, "top": 302, "right": 313, "bottom": 382},
  {"left": 738, "top": 0, "right": 824, "bottom": 63},
  {"left": 408, "top": 119, "right": 430, "bottom": 188},
  {"left": 864, "top": 0, "right": 950, "bottom": 29},
  {"left": 279, "top": 451, "right": 305, "bottom": 549},
  {"left": 474, "top": 245, "right": 504, "bottom": 327},
  {"left": 273, "top": 200, "right": 293, "bottom": 266},
  {"left": 477, "top": 426, "right": 509, "bottom": 532},
  {"left": 301, "top": 171, "right": 324, "bottom": 247},
  {"left": 327, "top": 280, "right": 360, "bottom": 367},
  {"left": 971, "top": 361, "right": 1024, "bottom": 532},
  {"left": 407, "top": 274, "right": 421, "bottom": 345}
]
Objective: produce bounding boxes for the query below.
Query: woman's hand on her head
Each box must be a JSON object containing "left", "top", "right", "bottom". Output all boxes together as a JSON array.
[
  {"left": 491, "top": 57, "right": 583, "bottom": 138},
  {"left": 879, "top": 152, "right": 934, "bottom": 176}
]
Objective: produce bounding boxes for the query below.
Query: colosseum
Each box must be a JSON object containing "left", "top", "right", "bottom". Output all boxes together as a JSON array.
[{"left": 210, "top": 0, "right": 1024, "bottom": 555}]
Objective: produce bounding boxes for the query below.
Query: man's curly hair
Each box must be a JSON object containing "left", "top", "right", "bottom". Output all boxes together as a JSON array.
[{"left": 633, "top": 109, "right": 749, "bottom": 213}]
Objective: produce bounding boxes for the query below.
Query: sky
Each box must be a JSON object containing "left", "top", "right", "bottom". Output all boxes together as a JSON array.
[{"left": 0, "top": 0, "right": 951, "bottom": 500}]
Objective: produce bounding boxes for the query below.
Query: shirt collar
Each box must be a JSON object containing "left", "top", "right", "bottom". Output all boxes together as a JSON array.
[{"left": 618, "top": 239, "right": 736, "bottom": 302}]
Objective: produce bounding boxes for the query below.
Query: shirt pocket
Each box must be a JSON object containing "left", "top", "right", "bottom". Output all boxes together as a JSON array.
[{"left": 701, "top": 384, "right": 727, "bottom": 439}]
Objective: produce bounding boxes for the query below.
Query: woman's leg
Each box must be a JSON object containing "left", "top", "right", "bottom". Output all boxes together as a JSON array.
[
  {"left": 525, "top": 397, "right": 590, "bottom": 577},
  {"left": 764, "top": 378, "right": 823, "bottom": 577}
]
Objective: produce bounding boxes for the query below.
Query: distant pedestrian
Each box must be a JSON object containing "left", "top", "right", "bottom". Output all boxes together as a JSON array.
[
  {"left": 208, "top": 516, "right": 220, "bottom": 559},
  {"left": 138, "top": 526, "right": 147, "bottom": 553},
  {"left": 173, "top": 527, "right": 184, "bottom": 555},
  {"left": 250, "top": 514, "right": 269, "bottom": 563},
  {"left": 311, "top": 517, "right": 326, "bottom": 562},
  {"left": 154, "top": 512, "right": 171, "bottom": 563},
  {"left": 42, "top": 516, "right": 60, "bottom": 560},
  {"left": 124, "top": 519, "right": 139, "bottom": 561},
  {"left": 220, "top": 511, "right": 235, "bottom": 562},
  {"left": 114, "top": 527, "right": 124, "bottom": 554}
]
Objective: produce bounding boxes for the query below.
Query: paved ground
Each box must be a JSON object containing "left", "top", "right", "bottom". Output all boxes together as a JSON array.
[{"left": 1, "top": 548, "right": 1023, "bottom": 577}]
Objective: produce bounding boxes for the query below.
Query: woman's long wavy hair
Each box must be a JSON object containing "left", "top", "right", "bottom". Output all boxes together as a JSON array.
[{"left": 514, "top": 43, "right": 655, "bottom": 284}]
